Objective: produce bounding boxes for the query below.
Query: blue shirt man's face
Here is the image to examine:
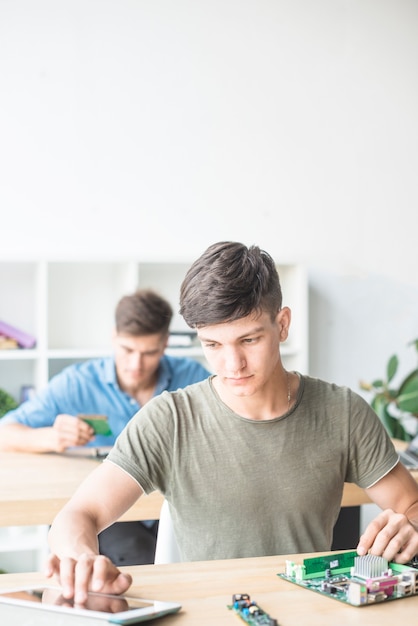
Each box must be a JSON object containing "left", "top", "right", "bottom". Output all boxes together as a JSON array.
[{"left": 112, "top": 331, "right": 168, "bottom": 397}]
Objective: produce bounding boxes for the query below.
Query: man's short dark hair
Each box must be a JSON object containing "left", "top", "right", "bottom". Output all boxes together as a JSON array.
[
  {"left": 115, "top": 289, "right": 173, "bottom": 336},
  {"left": 179, "top": 241, "right": 282, "bottom": 328}
]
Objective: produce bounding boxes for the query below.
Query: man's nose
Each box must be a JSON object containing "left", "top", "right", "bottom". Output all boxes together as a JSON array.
[
  {"left": 224, "top": 348, "right": 246, "bottom": 374},
  {"left": 129, "top": 352, "right": 143, "bottom": 368}
]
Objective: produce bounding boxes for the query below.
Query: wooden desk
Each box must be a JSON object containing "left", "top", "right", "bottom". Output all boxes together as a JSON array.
[
  {"left": 0, "top": 452, "right": 163, "bottom": 526},
  {"left": 0, "top": 552, "right": 417, "bottom": 625}
]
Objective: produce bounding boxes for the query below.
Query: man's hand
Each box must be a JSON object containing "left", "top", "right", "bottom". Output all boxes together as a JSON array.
[
  {"left": 52, "top": 414, "right": 95, "bottom": 451},
  {"left": 356, "top": 508, "right": 418, "bottom": 563},
  {"left": 0, "top": 418, "right": 96, "bottom": 453},
  {"left": 45, "top": 553, "right": 133, "bottom": 604}
]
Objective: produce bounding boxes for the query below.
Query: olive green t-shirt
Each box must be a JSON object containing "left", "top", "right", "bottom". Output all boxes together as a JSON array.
[{"left": 106, "top": 375, "right": 398, "bottom": 561}]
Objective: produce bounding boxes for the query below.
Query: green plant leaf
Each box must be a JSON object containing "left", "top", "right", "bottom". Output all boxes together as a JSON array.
[
  {"left": 360, "top": 340, "right": 418, "bottom": 442},
  {"left": 371, "top": 395, "right": 411, "bottom": 441},
  {"left": 392, "top": 420, "right": 412, "bottom": 442},
  {"left": 387, "top": 355, "right": 398, "bottom": 383},
  {"left": 372, "top": 396, "right": 394, "bottom": 436},
  {"left": 0, "top": 388, "right": 18, "bottom": 418},
  {"left": 371, "top": 379, "right": 385, "bottom": 389},
  {"left": 408, "top": 338, "right": 418, "bottom": 353},
  {"left": 398, "top": 369, "right": 418, "bottom": 415}
]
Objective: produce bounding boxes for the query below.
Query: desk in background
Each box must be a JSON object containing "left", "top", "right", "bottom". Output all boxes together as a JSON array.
[
  {"left": 0, "top": 551, "right": 417, "bottom": 625},
  {"left": 0, "top": 451, "right": 163, "bottom": 527},
  {"left": 0, "top": 451, "right": 164, "bottom": 572}
]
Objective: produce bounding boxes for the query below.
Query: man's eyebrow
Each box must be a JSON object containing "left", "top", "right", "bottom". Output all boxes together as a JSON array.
[
  {"left": 198, "top": 325, "right": 265, "bottom": 343},
  {"left": 197, "top": 333, "right": 216, "bottom": 343}
]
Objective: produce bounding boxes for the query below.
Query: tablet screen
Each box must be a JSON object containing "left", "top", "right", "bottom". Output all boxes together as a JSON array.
[
  {"left": 0, "top": 586, "right": 181, "bottom": 624},
  {"left": 2, "top": 588, "right": 150, "bottom": 611}
]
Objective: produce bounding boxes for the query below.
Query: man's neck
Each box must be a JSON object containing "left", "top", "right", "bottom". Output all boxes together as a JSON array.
[
  {"left": 134, "top": 385, "right": 157, "bottom": 407},
  {"left": 120, "top": 373, "right": 159, "bottom": 408}
]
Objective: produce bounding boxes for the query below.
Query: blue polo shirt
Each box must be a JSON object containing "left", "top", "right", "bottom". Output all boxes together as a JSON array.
[{"left": 1, "top": 355, "right": 210, "bottom": 446}]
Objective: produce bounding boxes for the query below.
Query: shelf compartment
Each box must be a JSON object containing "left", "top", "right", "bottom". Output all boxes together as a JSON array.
[{"left": 47, "top": 262, "right": 135, "bottom": 350}]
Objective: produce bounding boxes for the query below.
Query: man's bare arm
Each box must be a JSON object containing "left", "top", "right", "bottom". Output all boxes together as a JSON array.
[
  {"left": 47, "top": 460, "right": 143, "bottom": 601},
  {"left": 0, "top": 417, "right": 94, "bottom": 453}
]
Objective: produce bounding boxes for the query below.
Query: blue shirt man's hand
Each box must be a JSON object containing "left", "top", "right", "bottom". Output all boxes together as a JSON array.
[{"left": 53, "top": 415, "right": 96, "bottom": 451}]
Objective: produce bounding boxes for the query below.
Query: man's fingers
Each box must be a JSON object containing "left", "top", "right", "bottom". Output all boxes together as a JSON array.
[
  {"left": 357, "top": 509, "right": 418, "bottom": 563},
  {"left": 44, "top": 554, "right": 61, "bottom": 581},
  {"left": 356, "top": 509, "right": 391, "bottom": 555},
  {"left": 53, "top": 415, "right": 95, "bottom": 448},
  {"left": 90, "top": 556, "right": 132, "bottom": 595},
  {"left": 57, "top": 556, "right": 79, "bottom": 599},
  {"left": 73, "top": 553, "right": 105, "bottom": 603},
  {"left": 390, "top": 537, "right": 418, "bottom": 564},
  {"left": 45, "top": 553, "right": 133, "bottom": 603},
  {"left": 106, "top": 571, "right": 133, "bottom": 595}
]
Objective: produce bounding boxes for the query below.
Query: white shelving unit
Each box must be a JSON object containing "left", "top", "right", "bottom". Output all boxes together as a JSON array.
[
  {"left": 0, "top": 259, "right": 308, "bottom": 395},
  {"left": 0, "top": 258, "right": 308, "bottom": 571}
]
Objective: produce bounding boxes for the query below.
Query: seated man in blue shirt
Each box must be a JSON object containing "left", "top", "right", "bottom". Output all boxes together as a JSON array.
[{"left": 0, "top": 288, "right": 210, "bottom": 564}]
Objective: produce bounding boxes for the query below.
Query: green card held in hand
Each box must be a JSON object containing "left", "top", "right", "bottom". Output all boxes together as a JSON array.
[{"left": 79, "top": 414, "right": 113, "bottom": 436}]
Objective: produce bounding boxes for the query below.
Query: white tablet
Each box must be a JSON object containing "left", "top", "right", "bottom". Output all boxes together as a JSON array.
[{"left": 0, "top": 586, "right": 181, "bottom": 624}]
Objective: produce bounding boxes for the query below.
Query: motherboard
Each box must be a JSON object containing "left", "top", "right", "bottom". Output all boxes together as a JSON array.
[{"left": 278, "top": 550, "right": 418, "bottom": 607}]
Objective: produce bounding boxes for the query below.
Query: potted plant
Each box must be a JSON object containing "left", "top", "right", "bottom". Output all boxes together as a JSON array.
[
  {"left": 360, "top": 339, "right": 418, "bottom": 442},
  {"left": 0, "top": 388, "right": 18, "bottom": 418}
]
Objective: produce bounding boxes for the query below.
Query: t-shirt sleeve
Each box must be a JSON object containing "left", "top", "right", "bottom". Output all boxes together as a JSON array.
[
  {"left": 106, "top": 391, "right": 175, "bottom": 495},
  {"left": 345, "top": 390, "right": 399, "bottom": 488}
]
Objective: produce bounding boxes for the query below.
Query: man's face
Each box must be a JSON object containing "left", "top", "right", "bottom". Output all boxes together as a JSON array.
[
  {"left": 197, "top": 309, "right": 289, "bottom": 398},
  {"left": 112, "top": 331, "right": 168, "bottom": 394}
]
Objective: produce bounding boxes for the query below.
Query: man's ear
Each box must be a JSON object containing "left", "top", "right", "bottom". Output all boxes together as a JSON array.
[{"left": 277, "top": 307, "right": 291, "bottom": 341}]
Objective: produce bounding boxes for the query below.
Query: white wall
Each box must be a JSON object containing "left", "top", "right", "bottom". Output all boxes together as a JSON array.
[{"left": 1, "top": 0, "right": 417, "bottom": 394}]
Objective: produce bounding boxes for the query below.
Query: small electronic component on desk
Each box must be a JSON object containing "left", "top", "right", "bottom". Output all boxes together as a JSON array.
[
  {"left": 278, "top": 550, "right": 418, "bottom": 607},
  {"left": 228, "top": 594, "right": 279, "bottom": 625}
]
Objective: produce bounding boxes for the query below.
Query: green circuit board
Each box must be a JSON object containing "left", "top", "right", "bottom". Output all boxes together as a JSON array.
[
  {"left": 278, "top": 551, "right": 418, "bottom": 607},
  {"left": 228, "top": 594, "right": 279, "bottom": 625}
]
